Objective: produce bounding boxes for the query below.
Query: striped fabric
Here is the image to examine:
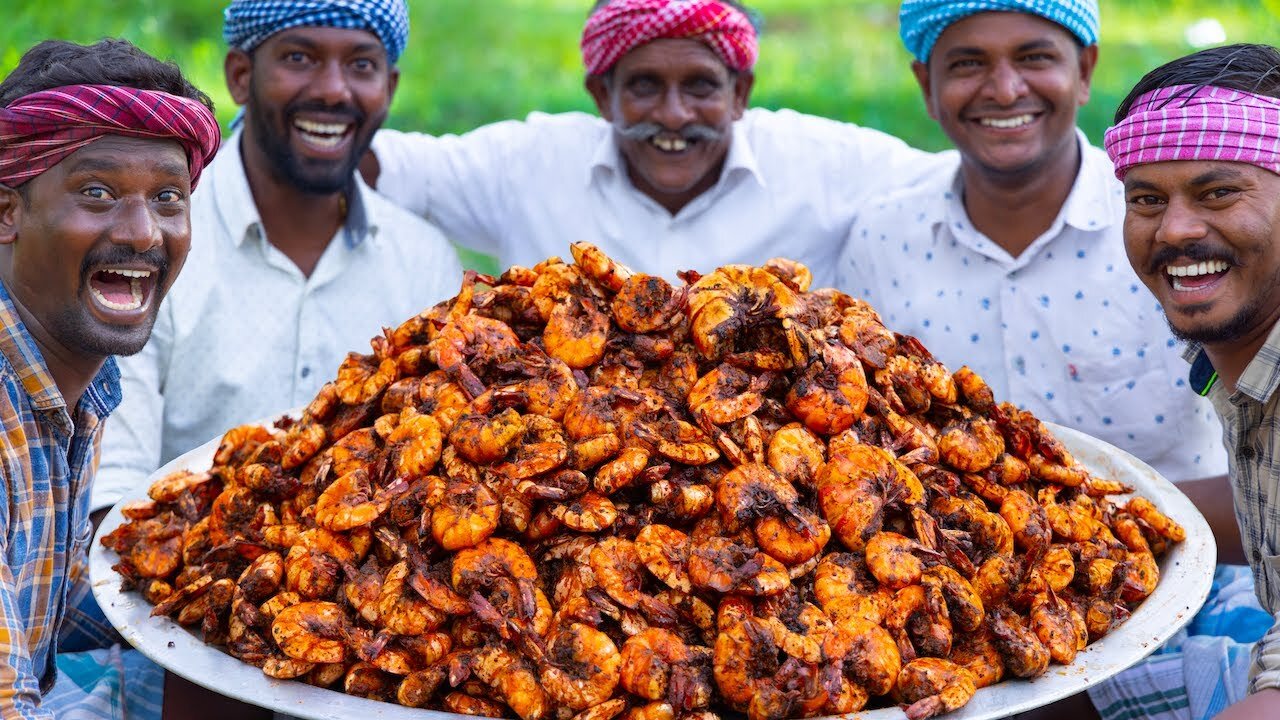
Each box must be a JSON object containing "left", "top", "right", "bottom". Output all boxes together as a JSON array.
[
  {"left": 1183, "top": 320, "right": 1280, "bottom": 694},
  {"left": 1104, "top": 84, "right": 1280, "bottom": 181},
  {"left": 0, "top": 84, "right": 219, "bottom": 189},
  {"left": 223, "top": 0, "right": 410, "bottom": 63},
  {"left": 0, "top": 278, "right": 131, "bottom": 718},
  {"left": 581, "top": 0, "right": 758, "bottom": 76},
  {"left": 1088, "top": 565, "right": 1272, "bottom": 720},
  {"left": 898, "top": 0, "right": 1100, "bottom": 61}
]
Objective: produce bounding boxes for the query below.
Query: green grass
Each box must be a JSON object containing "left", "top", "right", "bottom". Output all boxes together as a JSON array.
[
  {"left": 6, "top": 0, "right": 1279, "bottom": 148},
  {"left": 5, "top": 0, "right": 1279, "bottom": 273}
]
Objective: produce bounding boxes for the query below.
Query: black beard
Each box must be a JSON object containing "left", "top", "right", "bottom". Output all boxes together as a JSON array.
[{"left": 245, "top": 84, "right": 371, "bottom": 195}]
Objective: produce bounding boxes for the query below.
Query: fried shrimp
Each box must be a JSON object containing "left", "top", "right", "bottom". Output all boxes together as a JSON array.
[
  {"left": 894, "top": 658, "right": 977, "bottom": 720},
  {"left": 314, "top": 469, "right": 407, "bottom": 532},
  {"left": 533, "top": 622, "right": 623, "bottom": 710},
  {"left": 271, "top": 601, "right": 349, "bottom": 664}
]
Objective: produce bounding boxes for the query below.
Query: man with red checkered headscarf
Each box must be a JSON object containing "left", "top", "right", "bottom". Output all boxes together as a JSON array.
[
  {"left": 0, "top": 38, "right": 218, "bottom": 720},
  {"left": 365, "top": 0, "right": 949, "bottom": 288}
]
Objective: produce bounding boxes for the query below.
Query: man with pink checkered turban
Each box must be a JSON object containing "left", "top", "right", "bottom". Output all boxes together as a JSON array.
[
  {"left": 0, "top": 38, "right": 219, "bottom": 720},
  {"left": 1105, "top": 44, "right": 1280, "bottom": 720},
  {"left": 364, "top": 0, "right": 949, "bottom": 288}
]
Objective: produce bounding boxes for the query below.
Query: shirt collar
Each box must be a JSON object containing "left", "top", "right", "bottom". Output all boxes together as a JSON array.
[
  {"left": 1190, "top": 321, "right": 1280, "bottom": 404},
  {"left": 213, "top": 128, "right": 378, "bottom": 250},
  {"left": 0, "top": 281, "right": 121, "bottom": 419},
  {"left": 586, "top": 118, "right": 765, "bottom": 192}
]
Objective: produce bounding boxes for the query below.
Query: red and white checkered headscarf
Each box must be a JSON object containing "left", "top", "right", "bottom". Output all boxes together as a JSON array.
[
  {"left": 1104, "top": 84, "right": 1280, "bottom": 181},
  {"left": 582, "top": 0, "right": 758, "bottom": 77},
  {"left": 0, "top": 84, "right": 221, "bottom": 189}
]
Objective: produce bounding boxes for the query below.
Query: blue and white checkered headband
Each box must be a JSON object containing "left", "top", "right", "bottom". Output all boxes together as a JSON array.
[
  {"left": 224, "top": 0, "right": 410, "bottom": 63},
  {"left": 899, "top": 0, "right": 1099, "bottom": 62}
]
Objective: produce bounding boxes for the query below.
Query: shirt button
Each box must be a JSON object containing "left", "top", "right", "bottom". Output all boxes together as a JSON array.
[
  {"left": 300, "top": 366, "right": 311, "bottom": 379},
  {"left": 1253, "top": 549, "right": 1263, "bottom": 563},
  {"left": 1240, "top": 446, "right": 1257, "bottom": 460}
]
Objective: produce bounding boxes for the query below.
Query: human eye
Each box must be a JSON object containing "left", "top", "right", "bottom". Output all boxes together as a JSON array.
[
  {"left": 627, "top": 76, "right": 660, "bottom": 97},
  {"left": 684, "top": 77, "right": 720, "bottom": 97},
  {"left": 350, "top": 57, "right": 378, "bottom": 73},
  {"left": 81, "top": 185, "right": 114, "bottom": 201},
  {"left": 948, "top": 58, "right": 982, "bottom": 71},
  {"left": 1126, "top": 194, "right": 1164, "bottom": 208},
  {"left": 282, "top": 50, "right": 310, "bottom": 65},
  {"left": 155, "top": 189, "right": 184, "bottom": 203},
  {"left": 1203, "top": 186, "right": 1239, "bottom": 201}
]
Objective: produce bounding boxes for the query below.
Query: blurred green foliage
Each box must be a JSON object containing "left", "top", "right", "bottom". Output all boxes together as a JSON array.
[
  {"left": 5, "top": 0, "right": 1279, "bottom": 151},
  {"left": 6, "top": 0, "right": 1277, "bottom": 273}
]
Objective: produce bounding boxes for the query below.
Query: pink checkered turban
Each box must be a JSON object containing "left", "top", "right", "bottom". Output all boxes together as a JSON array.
[
  {"left": 1104, "top": 84, "right": 1280, "bottom": 181},
  {"left": 0, "top": 84, "right": 220, "bottom": 189},
  {"left": 581, "top": 0, "right": 758, "bottom": 77}
]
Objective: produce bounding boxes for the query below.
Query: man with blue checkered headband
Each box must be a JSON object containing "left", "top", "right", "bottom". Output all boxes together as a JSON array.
[
  {"left": 839, "top": 4, "right": 1265, "bottom": 720},
  {"left": 91, "top": 0, "right": 464, "bottom": 650}
]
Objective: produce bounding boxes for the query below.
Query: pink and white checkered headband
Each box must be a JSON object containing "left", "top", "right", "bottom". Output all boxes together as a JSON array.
[
  {"left": 1104, "top": 84, "right": 1280, "bottom": 181},
  {"left": 581, "top": 0, "right": 758, "bottom": 77}
]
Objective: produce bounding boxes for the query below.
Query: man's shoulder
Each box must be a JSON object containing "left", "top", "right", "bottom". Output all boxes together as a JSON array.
[{"left": 360, "top": 183, "right": 453, "bottom": 248}]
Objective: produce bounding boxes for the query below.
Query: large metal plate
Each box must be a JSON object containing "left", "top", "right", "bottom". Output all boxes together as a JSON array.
[{"left": 90, "top": 421, "right": 1216, "bottom": 719}]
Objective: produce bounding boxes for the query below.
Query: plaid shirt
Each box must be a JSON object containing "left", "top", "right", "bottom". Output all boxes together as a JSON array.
[
  {"left": 0, "top": 281, "right": 122, "bottom": 719},
  {"left": 1185, "top": 320, "right": 1280, "bottom": 693}
]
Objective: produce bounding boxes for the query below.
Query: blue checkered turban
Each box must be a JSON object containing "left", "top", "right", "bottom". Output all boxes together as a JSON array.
[
  {"left": 899, "top": 0, "right": 1099, "bottom": 62},
  {"left": 224, "top": 0, "right": 410, "bottom": 63}
]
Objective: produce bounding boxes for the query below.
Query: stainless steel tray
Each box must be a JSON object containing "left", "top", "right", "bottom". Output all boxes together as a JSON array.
[{"left": 90, "top": 422, "right": 1216, "bottom": 719}]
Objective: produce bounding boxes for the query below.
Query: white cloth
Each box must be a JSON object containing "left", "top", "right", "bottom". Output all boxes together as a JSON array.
[
  {"left": 836, "top": 132, "right": 1227, "bottom": 483},
  {"left": 370, "top": 108, "right": 953, "bottom": 287},
  {"left": 92, "top": 131, "right": 464, "bottom": 511}
]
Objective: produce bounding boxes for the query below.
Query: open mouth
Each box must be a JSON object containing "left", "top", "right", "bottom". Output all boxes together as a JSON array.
[
  {"left": 87, "top": 267, "right": 157, "bottom": 314},
  {"left": 1166, "top": 259, "right": 1230, "bottom": 293},
  {"left": 649, "top": 135, "right": 692, "bottom": 154},
  {"left": 293, "top": 118, "right": 354, "bottom": 151},
  {"left": 976, "top": 113, "right": 1039, "bottom": 130}
]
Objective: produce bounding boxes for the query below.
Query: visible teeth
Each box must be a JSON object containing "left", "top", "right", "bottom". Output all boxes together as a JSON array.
[
  {"left": 299, "top": 132, "right": 343, "bottom": 149},
  {"left": 294, "top": 119, "right": 349, "bottom": 135},
  {"left": 90, "top": 278, "right": 143, "bottom": 312},
  {"left": 651, "top": 137, "right": 689, "bottom": 152},
  {"left": 1165, "top": 259, "right": 1229, "bottom": 278},
  {"left": 102, "top": 268, "right": 151, "bottom": 279},
  {"left": 979, "top": 114, "right": 1035, "bottom": 129}
]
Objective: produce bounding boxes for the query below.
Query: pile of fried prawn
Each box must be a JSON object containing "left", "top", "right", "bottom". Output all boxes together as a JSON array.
[{"left": 103, "top": 243, "right": 1186, "bottom": 720}]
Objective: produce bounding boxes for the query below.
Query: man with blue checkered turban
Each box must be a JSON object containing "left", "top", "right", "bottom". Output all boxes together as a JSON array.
[
  {"left": 840, "top": 5, "right": 1260, "bottom": 720},
  {"left": 93, "top": 0, "right": 464, "bottom": 638}
]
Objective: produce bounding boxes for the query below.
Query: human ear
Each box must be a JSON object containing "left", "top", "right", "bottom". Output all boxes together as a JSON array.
[{"left": 0, "top": 185, "right": 23, "bottom": 245}]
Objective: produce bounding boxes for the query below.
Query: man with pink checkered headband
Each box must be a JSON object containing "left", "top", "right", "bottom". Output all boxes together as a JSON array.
[{"left": 1100, "top": 43, "right": 1280, "bottom": 720}]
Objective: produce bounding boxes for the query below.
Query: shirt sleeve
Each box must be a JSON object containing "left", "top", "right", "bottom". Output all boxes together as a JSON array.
[
  {"left": 370, "top": 121, "right": 535, "bottom": 258},
  {"left": 0, "top": 481, "right": 54, "bottom": 719},
  {"left": 92, "top": 303, "right": 172, "bottom": 512},
  {"left": 838, "top": 124, "right": 952, "bottom": 209},
  {"left": 1250, "top": 610, "right": 1280, "bottom": 693}
]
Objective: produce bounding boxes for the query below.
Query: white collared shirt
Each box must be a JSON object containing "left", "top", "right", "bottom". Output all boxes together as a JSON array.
[
  {"left": 92, "top": 131, "right": 464, "bottom": 510},
  {"left": 370, "top": 109, "right": 952, "bottom": 287},
  {"left": 836, "top": 132, "right": 1227, "bottom": 482}
]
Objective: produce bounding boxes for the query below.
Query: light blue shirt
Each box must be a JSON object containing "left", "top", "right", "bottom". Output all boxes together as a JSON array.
[
  {"left": 92, "top": 130, "right": 464, "bottom": 510},
  {"left": 837, "top": 131, "right": 1227, "bottom": 483}
]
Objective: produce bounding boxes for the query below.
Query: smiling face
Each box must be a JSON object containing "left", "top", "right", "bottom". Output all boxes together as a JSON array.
[
  {"left": 228, "top": 26, "right": 399, "bottom": 195},
  {"left": 586, "top": 38, "right": 752, "bottom": 214},
  {"left": 913, "top": 12, "right": 1096, "bottom": 179},
  {"left": 1123, "top": 160, "right": 1280, "bottom": 345},
  {"left": 0, "top": 135, "right": 192, "bottom": 358}
]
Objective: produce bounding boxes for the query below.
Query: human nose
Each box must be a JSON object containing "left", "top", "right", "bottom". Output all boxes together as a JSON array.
[
  {"left": 653, "top": 86, "right": 696, "bottom": 129},
  {"left": 1154, "top": 197, "right": 1209, "bottom": 247},
  {"left": 310, "top": 60, "right": 354, "bottom": 106},
  {"left": 109, "top": 198, "right": 162, "bottom": 253},
  {"left": 984, "top": 60, "right": 1028, "bottom": 106}
]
